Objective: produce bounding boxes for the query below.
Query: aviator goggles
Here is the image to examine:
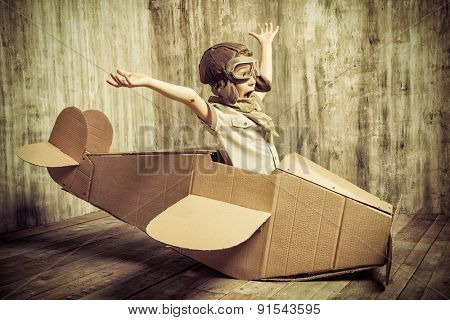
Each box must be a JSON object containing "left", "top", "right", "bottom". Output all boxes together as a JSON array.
[{"left": 225, "top": 56, "right": 260, "bottom": 82}]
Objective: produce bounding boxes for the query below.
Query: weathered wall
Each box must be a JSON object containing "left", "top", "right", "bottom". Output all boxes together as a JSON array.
[{"left": 0, "top": 0, "right": 448, "bottom": 233}]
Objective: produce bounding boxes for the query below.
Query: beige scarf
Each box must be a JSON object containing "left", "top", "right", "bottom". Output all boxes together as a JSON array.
[{"left": 208, "top": 95, "right": 279, "bottom": 141}]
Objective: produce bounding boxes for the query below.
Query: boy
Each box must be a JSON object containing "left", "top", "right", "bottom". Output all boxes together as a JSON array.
[{"left": 107, "top": 23, "right": 279, "bottom": 174}]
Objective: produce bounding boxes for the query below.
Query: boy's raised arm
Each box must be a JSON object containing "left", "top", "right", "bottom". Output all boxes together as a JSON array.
[
  {"left": 249, "top": 22, "right": 279, "bottom": 101},
  {"left": 107, "top": 69, "right": 211, "bottom": 125}
]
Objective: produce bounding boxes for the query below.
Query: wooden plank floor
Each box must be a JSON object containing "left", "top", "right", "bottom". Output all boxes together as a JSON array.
[{"left": 0, "top": 211, "right": 448, "bottom": 300}]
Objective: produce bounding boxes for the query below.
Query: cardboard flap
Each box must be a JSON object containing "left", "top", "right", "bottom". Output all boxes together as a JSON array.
[
  {"left": 16, "top": 142, "right": 79, "bottom": 167},
  {"left": 146, "top": 195, "right": 271, "bottom": 250},
  {"left": 278, "top": 153, "right": 393, "bottom": 214}
]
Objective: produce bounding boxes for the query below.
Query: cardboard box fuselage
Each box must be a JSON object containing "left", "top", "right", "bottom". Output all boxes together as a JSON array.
[{"left": 52, "top": 151, "right": 392, "bottom": 280}]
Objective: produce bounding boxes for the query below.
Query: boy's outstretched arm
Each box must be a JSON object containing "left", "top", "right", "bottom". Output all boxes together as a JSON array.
[
  {"left": 249, "top": 22, "right": 279, "bottom": 101},
  {"left": 107, "top": 69, "right": 211, "bottom": 125}
]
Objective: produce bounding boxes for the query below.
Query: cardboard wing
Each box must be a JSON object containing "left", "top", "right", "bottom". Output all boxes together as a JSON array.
[
  {"left": 147, "top": 195, "right": 271, "bottom": 250},
  {"left": 16, "top": 107, "right": 395, "bottom": 283}
]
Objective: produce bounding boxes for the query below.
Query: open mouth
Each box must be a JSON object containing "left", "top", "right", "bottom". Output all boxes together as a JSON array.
[{"left": 244, "top": 91, "right": 254, "bottom": 98}]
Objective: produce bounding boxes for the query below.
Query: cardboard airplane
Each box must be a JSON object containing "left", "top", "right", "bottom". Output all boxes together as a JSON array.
[{"left": 17, "top": 106, "right": 399, "bottom": 284}]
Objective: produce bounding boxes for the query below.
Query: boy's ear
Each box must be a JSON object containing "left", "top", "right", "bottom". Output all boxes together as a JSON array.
[{"left": 255, "top": 75, "right": 271, "bottom": 93}]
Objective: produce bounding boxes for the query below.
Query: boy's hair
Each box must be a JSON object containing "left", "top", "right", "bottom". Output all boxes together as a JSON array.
[{"left": 199, "top": 42, "right": 271, "bottom": 104}]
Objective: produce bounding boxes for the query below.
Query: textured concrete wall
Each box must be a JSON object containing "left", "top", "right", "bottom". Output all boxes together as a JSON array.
[{"left": 0, "top": 0, "right": 448, "bottom": 233}]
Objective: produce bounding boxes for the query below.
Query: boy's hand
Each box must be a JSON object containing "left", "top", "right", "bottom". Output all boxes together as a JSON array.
[
  {"left": 107, "top": 69, "right": 151, "bottom": 88},
  {"left": 249, "top": 22, "right": 279, "bottom": 46}
]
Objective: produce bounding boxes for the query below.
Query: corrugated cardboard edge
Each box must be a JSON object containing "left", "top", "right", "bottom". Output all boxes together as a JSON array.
[
  {"left": 385, "top": 195, "right": 403, "bottom": 286},
  {"left": 188, "top": 156, "right": 196, "bottom": 194},
  {"left": 261, "top": 174, "right": 281, "bottom": 278},
  {"left": 93, "top": 149, "right": 216, "bottom": 156},
  {"left": 261, "top": 265, "right": 379, "bottom": 282},
  {"left": 332, "top": 197, "right": 347, "bottom": 269}
]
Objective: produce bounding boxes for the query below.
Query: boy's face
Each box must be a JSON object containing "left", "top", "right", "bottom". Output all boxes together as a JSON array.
[{"left": 233, "top": 64, "right": 256, "bottom": 98}]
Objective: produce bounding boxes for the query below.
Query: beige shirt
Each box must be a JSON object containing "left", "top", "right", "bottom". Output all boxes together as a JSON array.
[{"left": 200, "top": 101, "right": 280, "bottom": 174}]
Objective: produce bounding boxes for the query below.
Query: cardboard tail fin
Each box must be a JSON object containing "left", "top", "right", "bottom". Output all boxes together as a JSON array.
[
  {"left": 17, "top": 107, "right": 87, "bottom": 167},
  {"left": 16, "top": 107, "right": 113, "bottom": 167},
  {"left": 16, "top": 107, "right": 113, "bottom": 199}
]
